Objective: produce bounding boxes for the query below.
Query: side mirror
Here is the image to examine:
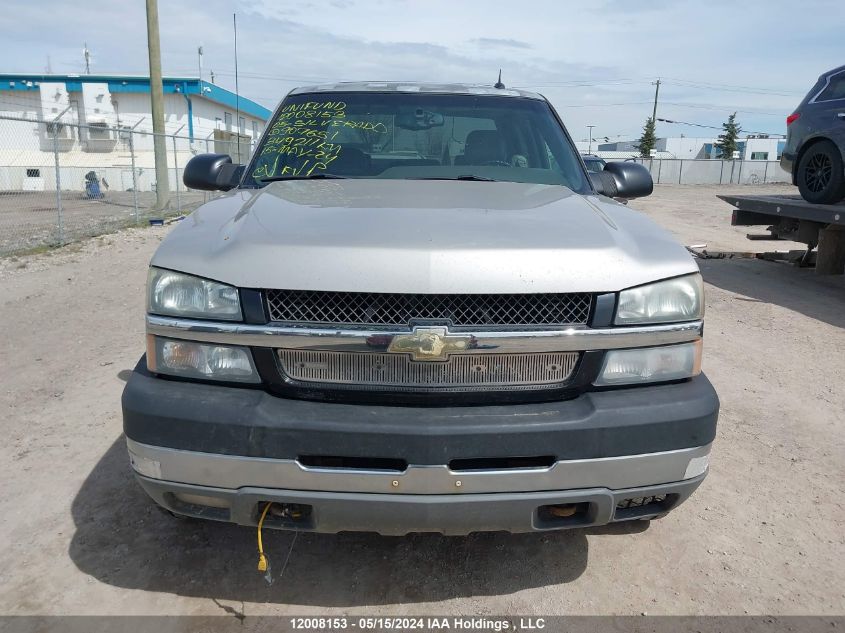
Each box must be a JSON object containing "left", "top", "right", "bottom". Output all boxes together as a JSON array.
[
  {"left": 590, "top": 161, "right": 653, "bottom": 199},
  {"left": 183, "top": 153, "right": 243, "bottom": 191}
]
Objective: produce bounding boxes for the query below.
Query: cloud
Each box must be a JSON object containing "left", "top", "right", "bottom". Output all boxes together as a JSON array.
[
  {"left": 0, "top": 0, "right": 842, "bottom": 138},
  {"left": 471, "top": 38, "right": 532, "bottom": 50}
]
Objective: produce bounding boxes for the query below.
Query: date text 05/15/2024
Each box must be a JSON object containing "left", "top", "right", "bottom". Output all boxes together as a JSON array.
[{"left": 288, "top": 616, "right": 547, "bottom": 631}]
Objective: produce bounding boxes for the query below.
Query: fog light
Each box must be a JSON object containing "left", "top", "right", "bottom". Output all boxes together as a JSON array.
[
  {"left": 148, "top": 336, "right": 259, "bottom": 383},
  {"left": 595, "top": 341, "right": 701, "bottom": 386}
]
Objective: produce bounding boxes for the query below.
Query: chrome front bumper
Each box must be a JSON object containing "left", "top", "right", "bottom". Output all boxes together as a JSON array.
[
  {"left": 128, "top": 439, "right": 710, "bottom": 495},
  {"left": 128, "top": 439, "right": 710, "bottom": 534}
]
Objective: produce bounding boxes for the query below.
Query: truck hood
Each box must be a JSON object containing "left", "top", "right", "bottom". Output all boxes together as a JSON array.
[{"left": 152, "top": 179, "right": 697, "bottom": 293}]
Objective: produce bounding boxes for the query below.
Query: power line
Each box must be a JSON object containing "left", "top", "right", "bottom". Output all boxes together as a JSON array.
[
  {"left": 174, "top": 68, "right": 336, "bottom": 83},
  {"left": 554, "top": 100, "right": 653, "bottom": 108},
  {"left": 660, "top": 77, "right": 802, "bottom": 97},
  {"left": 514, "top": 79, "right": 646, "bottom": 88},
  {"left": 518, "top": 76, "right": 799, "bottom": 96},
  {"left": 656, "top": 117, "right": 784, "bottom": 137},
  {"left": 662, "top": 101, "right": 785, "bottom": 117}
]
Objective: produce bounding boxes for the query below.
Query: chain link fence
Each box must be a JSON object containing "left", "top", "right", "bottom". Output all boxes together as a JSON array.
[
  {"left": 1, "top": 111, "right": 794, "bottom": 257},
  {"left": 0, "top": 113, "right": 251, "bottom": 256},
  {"left": 622, "top": 157, "right": 790, "bottom": 186}
]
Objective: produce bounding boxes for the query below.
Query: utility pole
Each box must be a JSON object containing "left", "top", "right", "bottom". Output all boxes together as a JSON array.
[
  {"left": 145, "top": 0, "right": 170, "bottom": 210},
  {"left": 197, "top": 45, "right": 204, "bottom": 83},
  {"left": 83, "top": 43, "right": 91, "bottom": 74},
  {"left": 233, "top": 13, "right": 241, "bottom": 163},
  {"left": 587, "top": 125, "right": 595, "bottom": 154},
  {"left": 651, "top": 78, "right": 661, "bottom": 122}
]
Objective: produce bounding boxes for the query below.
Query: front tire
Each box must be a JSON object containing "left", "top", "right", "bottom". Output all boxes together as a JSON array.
[{"left": 797, "top": 140, "right": 845, "bottom": 204}]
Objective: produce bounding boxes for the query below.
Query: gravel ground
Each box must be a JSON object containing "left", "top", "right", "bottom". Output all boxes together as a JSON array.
[
  {"left": 0, "top": 190, "right": 207, "bottom": 256},
  {"left": 0, "top": 184, "right": 843, "bottom": 616}
]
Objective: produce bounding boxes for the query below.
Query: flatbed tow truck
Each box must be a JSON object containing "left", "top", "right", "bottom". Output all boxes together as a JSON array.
[{"left": 719, "top": 193, "right": 845, "bottom": 275}]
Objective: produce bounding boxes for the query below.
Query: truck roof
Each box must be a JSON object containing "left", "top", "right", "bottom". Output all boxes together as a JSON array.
[{"left": 289, "top": 81, "right": 545, "bottom": 100}]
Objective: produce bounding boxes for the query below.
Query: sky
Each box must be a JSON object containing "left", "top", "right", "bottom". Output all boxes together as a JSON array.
[{"left": 1, "top": 0, "right": 843, "bottom": 142}]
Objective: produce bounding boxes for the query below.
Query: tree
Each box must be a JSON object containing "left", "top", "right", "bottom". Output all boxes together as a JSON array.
[
  {"left": 715, "top": 112, "right": 742, "bottom": 159},
  {"left": 634, "top": 117, "right": 656, "bottom": 158}
]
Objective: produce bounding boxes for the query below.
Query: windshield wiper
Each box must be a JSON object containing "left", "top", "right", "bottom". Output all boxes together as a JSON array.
[
  {"left": 409, "top": 175, "right": 497, "bottom": 182},
  {"left": 257, "top": 173, "right": 348, "bottom": 183}
]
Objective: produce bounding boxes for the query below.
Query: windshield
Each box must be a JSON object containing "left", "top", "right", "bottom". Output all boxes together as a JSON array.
[{"left": 245, "top": 92, "right": 589, "bottom": 191}]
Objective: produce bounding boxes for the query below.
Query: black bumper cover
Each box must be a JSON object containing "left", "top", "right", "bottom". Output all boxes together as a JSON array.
[{"left": 122, "top": 358, "right": 719, "bottom": 464}]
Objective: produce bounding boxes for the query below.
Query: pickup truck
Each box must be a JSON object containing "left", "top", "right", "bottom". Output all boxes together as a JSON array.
[{"left": 122, "top": 82, "right": 718, "bottom": 536}]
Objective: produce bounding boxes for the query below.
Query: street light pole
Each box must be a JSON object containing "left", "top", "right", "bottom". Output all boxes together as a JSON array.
[{"left": 587, "top": 125, "right": 595, "bottom": 154}]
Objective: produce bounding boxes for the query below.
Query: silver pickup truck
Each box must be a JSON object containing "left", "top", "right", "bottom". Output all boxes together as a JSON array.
[{"left": 122, "top": 82, "right": 718, "bottom": 535}]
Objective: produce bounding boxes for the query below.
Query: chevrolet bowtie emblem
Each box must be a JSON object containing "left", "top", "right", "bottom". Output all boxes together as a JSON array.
[{"left": 387, "top": 327, "right": 472, "bottom": 361}]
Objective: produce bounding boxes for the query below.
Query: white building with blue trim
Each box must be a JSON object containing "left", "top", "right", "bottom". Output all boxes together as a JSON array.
[
  {"left": 0, "top": 74, "right": 272, "bottom": 192},
  {"left": 0, "top": 73, "right": 270, "bottom": 144}
]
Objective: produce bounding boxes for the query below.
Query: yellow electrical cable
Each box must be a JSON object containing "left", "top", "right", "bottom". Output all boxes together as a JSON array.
[{"left": 257, "top": 502, "right": 272, "bottom": 572}]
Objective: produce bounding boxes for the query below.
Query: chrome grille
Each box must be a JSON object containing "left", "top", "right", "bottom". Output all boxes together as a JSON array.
[
  {"left": 265, "top": 290, "right": 592, "bottom": 327},
  {"left": 277, "top": 349, "right": 579, "bottom": 391}
]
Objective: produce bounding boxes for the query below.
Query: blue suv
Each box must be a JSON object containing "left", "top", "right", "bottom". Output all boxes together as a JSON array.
[{"left": 782, "top": 65, "right": 845, "bottom": 204}]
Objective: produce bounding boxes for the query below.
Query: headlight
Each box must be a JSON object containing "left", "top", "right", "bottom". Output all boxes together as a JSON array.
[
  {"left": 615, "top": 273, "right": 703, "bottom": 324},
  {"left": 595, "top": 341, "right": 702, "bottom": 386},
  {"left": 147, "top": 336, "right": 259, "bottom": 383},
  {"left": 147, "top": 267, "right": 241, "bottom": 320}
]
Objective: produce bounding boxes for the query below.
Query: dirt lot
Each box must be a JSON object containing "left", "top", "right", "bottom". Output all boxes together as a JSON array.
[
  {"left": 0, "top": 184, "right": 843, "bottom": 616},
  {"left": 0, "top": 189, "right": 207, "bottom": 256}
]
